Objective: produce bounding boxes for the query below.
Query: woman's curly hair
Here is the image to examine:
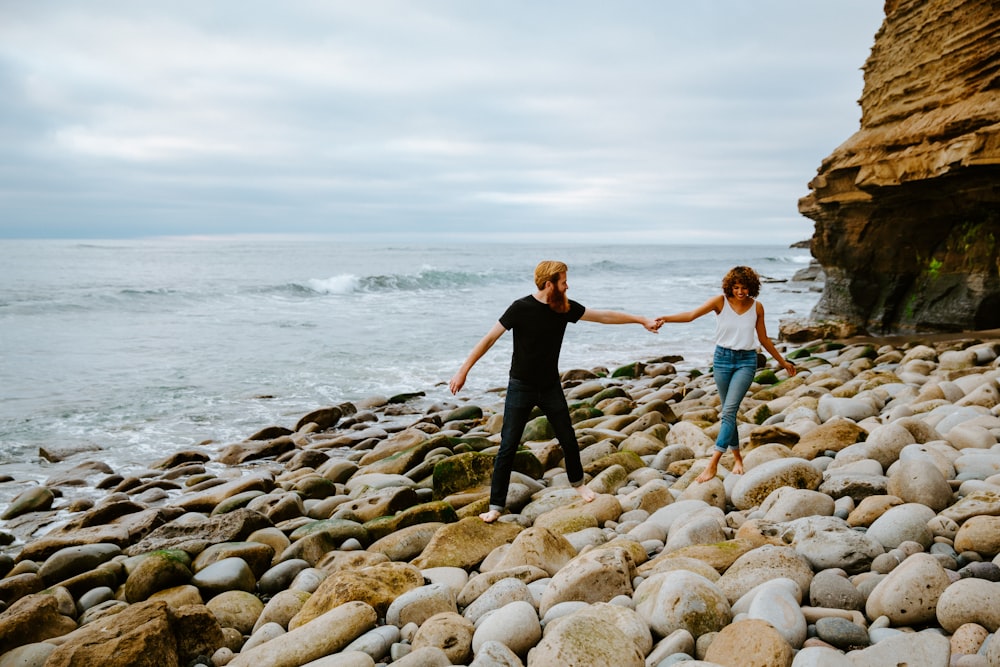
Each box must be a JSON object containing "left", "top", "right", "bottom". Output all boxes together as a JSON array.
[{"left": 722, "top": 266, "right": 761, "bottom": 298}]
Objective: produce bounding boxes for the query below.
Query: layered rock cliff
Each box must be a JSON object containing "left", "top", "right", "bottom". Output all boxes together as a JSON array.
[{"left": 796, "top": 0, "right": 1000, "bottom": 336}]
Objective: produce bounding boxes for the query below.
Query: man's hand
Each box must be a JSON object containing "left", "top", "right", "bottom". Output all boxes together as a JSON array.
[{"left": 642, "top": 317, "right": 661, "bottom": 333}]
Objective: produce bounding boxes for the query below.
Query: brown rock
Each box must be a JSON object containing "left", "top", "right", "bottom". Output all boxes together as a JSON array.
[
  {"left": 637, "top": 539, "right": 760, "bottom": 576},
  {"left": 411, "top": 611, "right": 475, "bottom": 664},
  {"left": 127, "top": 508, "right": 273, "bottom": 556},
  {"left": 289, "top": 561, "right": 424, "bottom": 628},
  {"left": 488, "top": 526, "right": 577, "bottom": 577},
  {"left": 411, "top": 517, "right": 522, "bottom": 570},
  {"left": 847, "top": 495, "right": 904, "bottom": 527},
  {"left": 0, "top": 593, "right": 77, "bottom": 654},
  {"left": 704, "top": 618, "right": 793, "bottom": 667},
  {"left": 954, "top": 515, "right": 1000, "bottom": 556},
  {"left": 791, "top": 418, "right": 867, "bottom": 459},
  {"left": 44, "top": 599, "right": 222, "bottom": 667},
  {"left": 216, "top": 437, "right": 297, "bottom": 466},
  {"left": 171, "top": 475, "right": 276, "bottom": 513},
  {"left": 15, "top": 525, "right": 132, "bottom": 564},
  {"left": 0, "top": 573, "right": 45, "bottom": 607}
]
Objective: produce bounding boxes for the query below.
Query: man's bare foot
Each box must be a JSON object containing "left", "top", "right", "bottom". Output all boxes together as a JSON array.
[
  {"left": 732, "top": 460, "right": 744, "bottom": 475},
  {"left": 479, "top": 509, "right": 501, "bottom": 523},
  {"left": 695, "top": 467, "right": 717, "bottom": 483},
  {"left": 577, "top": 485, "right": 597, "bottom": 503}
]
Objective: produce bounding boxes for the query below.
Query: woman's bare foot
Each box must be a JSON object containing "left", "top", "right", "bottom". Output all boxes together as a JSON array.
[
  {"left": 732, "top": 460, "right": 744, "bottom": 475},
  {"left": 479, "top": 509, "right": 501, "bottom": 523},
  {"left": 577, "top": 485, "right": 597, "bottom": 503},
  {"left": 695, "top": 466, "right": 718, "bottom": 483}
]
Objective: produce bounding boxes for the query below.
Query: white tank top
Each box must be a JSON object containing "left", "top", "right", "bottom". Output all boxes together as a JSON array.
[{"left": 714, "top": 297, "right": 758, "bottom": 350}]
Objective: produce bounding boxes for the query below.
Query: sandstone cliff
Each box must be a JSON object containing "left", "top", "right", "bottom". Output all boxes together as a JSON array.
[{"left": 796, "top": 0, "right": 1000, "bottom": 336}]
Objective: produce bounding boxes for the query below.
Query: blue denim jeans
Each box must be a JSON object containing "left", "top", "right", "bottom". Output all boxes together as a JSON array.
[
  {"left": 490, "top": 378, "right": 583, "bottom": 510},
  {"left": 713, "top": 346, "right": 757, "bottom": 453}
]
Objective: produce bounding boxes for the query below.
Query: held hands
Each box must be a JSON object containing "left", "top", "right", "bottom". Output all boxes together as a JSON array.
[{"left": 641, "top": 317, "right": 662, "bottom": 333}]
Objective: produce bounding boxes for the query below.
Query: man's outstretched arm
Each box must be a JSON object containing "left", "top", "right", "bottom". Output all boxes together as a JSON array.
[
  {"left": 581, "top": 308, "right": 659, "bottom": 332},
  {"left": 449, "top": 321, "right": 507, "bottom": 394}
]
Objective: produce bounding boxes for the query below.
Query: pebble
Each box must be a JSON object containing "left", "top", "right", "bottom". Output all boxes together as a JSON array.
[{"left": 2, "top": 337, "right": 1000, "bottom": 666}]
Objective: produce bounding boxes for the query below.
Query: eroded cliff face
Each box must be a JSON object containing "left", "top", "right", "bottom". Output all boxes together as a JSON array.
[{"left": 797, "top": 0, "right": 1000, "bottom": 335}]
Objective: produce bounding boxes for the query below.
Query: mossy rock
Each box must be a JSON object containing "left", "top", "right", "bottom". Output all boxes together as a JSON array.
[
  {"left": 754, "top": 369, "right": 779, "bottom": 385},
  {"left": 293, "top": 476, "right": 338, "bottom": 500},
  {"left": 584, "top": 450, "right": 645, "bottom": 476},
  {"left": 288, "top": 519, "right": 369, "bottom": 549},
  {"left": 589, "top": 386, "right": 630, "bottom": 404},
  {"left": 362, "top": 438, "right": 447, "bottom": 476},
  {"left": 750, "top": 404, "right": 772, "bottom": 425},
  {"left": 432, "top": 452, "right": 496, "bottom": 499},
  {"left": 448, "top": 435, "right": 495, "bottom": 452},
  {"left": 211, "top": 490, "right": 265, "bottom": 515},
  {"left": 363, "top": 501, "right": 459, "bottom": 542},
  {"left": 569, "top": 406, "right": 603, "bottom": 424},
  {"left": 388, "top": 391, "right": 426, "bottom": 404},
  {"left": 521, "top": 415, "right": 554, "bottom": 443},
  {"left": 456, "top": 497, "right": 491, "bottom": 519},
  {"left": 611, "top": 362, "right": 644, "bottom": 378},
  {"left": 443, "top": 405, "right": 484, "bottom": 422}
]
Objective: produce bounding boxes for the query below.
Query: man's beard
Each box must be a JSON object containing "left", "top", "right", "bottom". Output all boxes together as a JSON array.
[{"left": 547, "top": 286, "right": 570, "bottom": 313}]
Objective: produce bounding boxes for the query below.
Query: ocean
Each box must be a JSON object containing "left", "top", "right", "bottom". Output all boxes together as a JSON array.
[{"left": 0, "top": 239, "right": 820, "bottom": 494}]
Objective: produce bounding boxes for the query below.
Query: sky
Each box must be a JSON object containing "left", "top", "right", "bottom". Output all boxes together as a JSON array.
[{"left": 0, "top": 2, "right": 885, "bottom": 244}]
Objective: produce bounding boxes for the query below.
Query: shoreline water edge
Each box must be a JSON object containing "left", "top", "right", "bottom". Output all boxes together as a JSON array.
[{"left": 1, "top": 332, "right": 1000, "bottom": 666}]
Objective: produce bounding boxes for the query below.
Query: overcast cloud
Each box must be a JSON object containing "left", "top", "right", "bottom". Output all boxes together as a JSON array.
[{"left": 0, "top": 2, "right": 884, "bottom": 243}]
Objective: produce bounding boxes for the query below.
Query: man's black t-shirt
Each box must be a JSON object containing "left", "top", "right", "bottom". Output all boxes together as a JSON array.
[{"left": 499, "top": 295, "right": 586, "bottom": 387}]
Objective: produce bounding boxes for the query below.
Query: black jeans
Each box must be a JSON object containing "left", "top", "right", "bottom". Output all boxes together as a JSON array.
[{"left": 490, "top": 377, "right": 585, "bottom": 510}]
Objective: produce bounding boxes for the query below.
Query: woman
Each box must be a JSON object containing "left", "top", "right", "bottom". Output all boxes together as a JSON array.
[{"left": 656, "top": 266, "right": 796, "bottom": 482}]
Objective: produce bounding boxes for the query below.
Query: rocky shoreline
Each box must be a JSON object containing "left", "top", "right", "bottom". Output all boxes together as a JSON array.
[{"left": 1, "top": 335, "right": 1000, "bottom": 667}]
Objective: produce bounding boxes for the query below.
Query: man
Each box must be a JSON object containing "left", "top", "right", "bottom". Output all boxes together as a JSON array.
[{"left": 449, "top": 260, "right": 659, "bottom": 522}]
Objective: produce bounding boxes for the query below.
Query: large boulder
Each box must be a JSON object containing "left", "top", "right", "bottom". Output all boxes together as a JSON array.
[{"left": 797, "top": 0, "right": 1000, "bottom": 334}]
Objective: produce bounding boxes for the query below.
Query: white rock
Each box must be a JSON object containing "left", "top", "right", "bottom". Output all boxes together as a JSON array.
[
  {"left": 947, "top": 424, "right": 997, "bottom": 450},
  {"left": 472, "top": 600, "right": 541, "bottom": 658},
  {"left": 774, "top": 515, "right": 884, "bottom": 574},
  {"left": 469, "top": 640, "right": 524, "bottom": 667},
  {"left": 646, "top": 499, "right": 712, "bottom": 534},
  {"left": 746, "top": 580, "right": 808, "bottom": 648},
  {"left": 645, "top": 628, "right": 696, "bottom": 667},
  {"left": 935, "top": 578, "right": 1000, "bottom": 632},
  {"left": 716, "top": 545, "right": 814, "bottom": 604},
  {"left": 663, "top": 506, "right": 727, "bottom": 553},
  {"left": 299, "top": 652, "right": 376, "bottom": 667},
  {"left": 792, "top": 646, "right": 852, "bottom": 667},
  {"left": 385, "top": 583, "right": 456, "bottom": 627},
  {"left": 817, "top": 394, "right": 880, "bottom": 423},
  {"left": 731, "top": 458, "right": 822, "bottom": 511},
  {"left": 341, "top": 626, "right": 400, "bottom": 662},
  {"left": 844, "top": 629, "right": 949, "bottom": 667},
  {"left": 465, "top": 578, "right": 534, "bottom": 625},
  {"left": 633, "top": 570, "right": 731, "bottom": 639},
  {"left": 227, "top": 601, "right": 378, "bottom": 667},
  {"left": 537, "top": 547, "right": 635, "bottom": 616},
  {"left": 865, "top": 503, "right": 935, "bottom": 549},
  {"left": 865, "top": 553, "right": 951, "bottom": 626},
  {"left": 760, "top": 487, "right": 835, "bottom": 522},
  {"left": 886, "top": 459, "right": 954, "bottom": 512},
  {"left": 528, "top": 606, "right": 645, "bottom": 667},
  {"left": 420, "top": 567, "right": 469, "bottom": 599}
]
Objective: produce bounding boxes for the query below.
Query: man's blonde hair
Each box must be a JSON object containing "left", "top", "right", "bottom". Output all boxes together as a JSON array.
[{"left": 534, "top": 260, "right": 568, "bottom": 290}]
